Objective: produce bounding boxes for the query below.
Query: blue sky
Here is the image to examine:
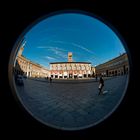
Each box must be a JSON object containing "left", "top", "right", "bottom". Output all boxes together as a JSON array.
[{"left": 22, "top": 13, "right": 126, "bottom": 68}]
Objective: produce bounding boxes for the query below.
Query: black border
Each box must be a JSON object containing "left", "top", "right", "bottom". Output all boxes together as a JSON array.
[{"left": 0, "top": 0, "right": 137, "bottom": 138}]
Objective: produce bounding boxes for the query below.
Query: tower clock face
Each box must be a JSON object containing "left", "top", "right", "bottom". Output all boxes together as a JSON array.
[{"left": 9, "top": 11, "right": 130, "bottom": 131}]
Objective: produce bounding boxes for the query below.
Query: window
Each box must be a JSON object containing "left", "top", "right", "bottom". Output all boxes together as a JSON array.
[
  {"left": 58, "top": 66, "right": 61, "bottom": 70},
  {"left": 67, "top": 66, "right": 69, "bottom": 70},
  {"left": 82, "top": 66, "right": 85, "bottom": 70}
]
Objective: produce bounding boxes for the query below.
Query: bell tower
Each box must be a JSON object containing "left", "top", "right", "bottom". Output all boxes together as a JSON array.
[
  {"left": 68, "top": 52, "right": 73, "bottom": 62},
  {"left": 18, "top": 40, "right": 26, "bottom": 56},
  {"left": 18, "top": 47, "right": 24, "bottom": 56}
]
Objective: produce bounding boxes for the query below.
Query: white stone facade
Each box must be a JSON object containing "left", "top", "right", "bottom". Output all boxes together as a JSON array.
[{"left": 49, "top": 62, "right": 93, "bottom": 79}]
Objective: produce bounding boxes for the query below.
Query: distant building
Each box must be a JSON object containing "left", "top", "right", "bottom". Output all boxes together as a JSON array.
[
  {"left": 49, "top": 52, "right": 94, "bottom": 79},
  {"left": 95, "top": 53, "right": 129, "bottom": 77},
  {"left": 14, "top": 41, "right": 49, "bottom": 78}
]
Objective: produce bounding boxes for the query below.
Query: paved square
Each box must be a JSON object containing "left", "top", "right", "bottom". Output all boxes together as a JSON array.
[{"left": 16, "top": 75, "right": 128, "bottom": 130}]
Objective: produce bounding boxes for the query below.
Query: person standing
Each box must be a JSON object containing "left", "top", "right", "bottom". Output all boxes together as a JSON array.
[
  {"left": 49, "top": 77, "right": 52, "bottom": 84},
  {"left": 95, "top": 74, "right": 98, "bottom": 81},
  {"left": 98, "top": 76, "right": 104, "bottom": 95}
]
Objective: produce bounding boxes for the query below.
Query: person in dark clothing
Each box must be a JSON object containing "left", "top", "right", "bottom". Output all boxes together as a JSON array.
[
  {"left": 49, "top": 77, "right": 52, "bottom": 83},
  {"left": 98, "top": 76, "right": 104, "bottom": 95},
  {"left": 95, "top": 74, "right": 98, "bottom": 81}
]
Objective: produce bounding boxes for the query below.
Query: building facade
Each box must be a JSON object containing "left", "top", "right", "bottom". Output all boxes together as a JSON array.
[
  {"left": 50, "top": 62, "right": 92, "bottom": 79},
  {"left": 14, "top": 40, "right": 129, "bottom": 79},
  {"left": 95, "top": 53, "right": 129, "bottom": 77},
  {"left": 49, "top": 52, "right": 95, "bottom": 79},
  {"left": 14, "top": 43, "right": 49, "bottom": 78}
]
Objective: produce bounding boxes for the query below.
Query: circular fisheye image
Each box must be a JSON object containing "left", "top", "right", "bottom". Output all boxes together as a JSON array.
[{"left": 9, "top": 11, "right": 130, "bottom": 131}]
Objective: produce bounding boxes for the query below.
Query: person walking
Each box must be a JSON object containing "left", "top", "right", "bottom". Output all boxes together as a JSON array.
[{"left": 98, "top": 76, "right": 104, "bottom": 95}]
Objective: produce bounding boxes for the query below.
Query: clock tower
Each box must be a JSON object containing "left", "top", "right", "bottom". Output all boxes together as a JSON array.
[{"left": 68, "top": 52, "right": 73, "bottom": 62}]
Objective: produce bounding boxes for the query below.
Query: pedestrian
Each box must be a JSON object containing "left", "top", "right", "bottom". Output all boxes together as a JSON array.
[
  {"left": 49, "top": 77, "right": 52, "bottom": 83},
  {"left": 98, "top": 75, "right": 104, "bottom": 95},
  {"left": 95, "top": 74, "right": 98, "bottom": 81}
]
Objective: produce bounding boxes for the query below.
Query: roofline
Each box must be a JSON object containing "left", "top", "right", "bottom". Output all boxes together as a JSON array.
[
  {"left": 95, "top": 52, "right": 127, "bottom": 67},
  {"left": 50, "top": 62, "right": 91, "bottom": 64},
  {"left": 18, "top": 55, "right": 49, "bottom": 69}
]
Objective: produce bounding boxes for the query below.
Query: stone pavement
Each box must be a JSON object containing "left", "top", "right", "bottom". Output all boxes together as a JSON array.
[{"left": 16, "top": 75, "right": 129, "bottom": 130}]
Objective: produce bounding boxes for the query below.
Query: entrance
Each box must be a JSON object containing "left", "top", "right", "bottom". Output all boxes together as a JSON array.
[
  {"left": 84, "top": 74, "right": 86, "bottom": 78},
  {"left": 69, "top": 74, "right": 73, "bottom": 78},
  {"left": 74, "top": 75, "right": 77, "bottom": 79},
  {"left": 64, "top": 75, "right": 67, "bottom": 78}
]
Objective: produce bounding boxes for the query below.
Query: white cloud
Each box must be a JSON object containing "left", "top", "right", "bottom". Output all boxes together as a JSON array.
[
  {"left": 50, "top": 40, "right": 96, "bottom": 55},
  {"left": 71, "top": 43, "right": 96, "bottom": 55},
  {"left": 37, "top": 44, "right": 68, "bottom": 61},
  {"left": 53, "top": 49, "right": 67, "bottom": 59},
  {"left": 37, "top": 45, "right": 67, "bottom": 52},
  {"left": 37, "top": 41, "right": 102, "bottom": 62},
  {"left": 45, "top": 56, "right": 57, "bottom": 60}
]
